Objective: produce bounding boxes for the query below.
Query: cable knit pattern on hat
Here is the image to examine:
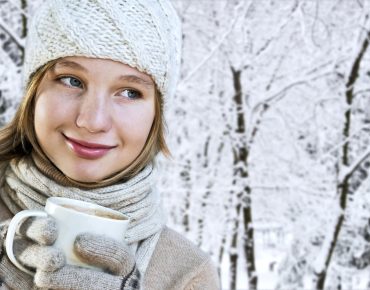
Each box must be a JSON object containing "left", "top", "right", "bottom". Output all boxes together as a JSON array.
[{"left": 22, "top": 0, "right": 182, "bottom": 100}]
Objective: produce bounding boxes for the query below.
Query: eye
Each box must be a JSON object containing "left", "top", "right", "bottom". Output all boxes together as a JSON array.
[
  {"left": 59, "top": 76, "right": 83, "bottom": 88},
  {"left": 119, "top": 89, "right": 142, "bottom": 100}
]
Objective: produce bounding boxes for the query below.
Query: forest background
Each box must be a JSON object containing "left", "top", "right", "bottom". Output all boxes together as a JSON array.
[{"left": 1, "top": 0, "right": 370, "bottom": 289}]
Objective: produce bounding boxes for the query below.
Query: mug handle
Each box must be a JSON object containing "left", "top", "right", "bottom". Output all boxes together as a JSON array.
[{"left": 5, "top": 210, "right": 48, "bottom": 275}]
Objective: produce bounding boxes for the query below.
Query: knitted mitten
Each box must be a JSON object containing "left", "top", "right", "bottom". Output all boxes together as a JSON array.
[
  {"left": 0, "top": 217, "right": 65, "bottom": 289},
  {"left": 15, "top": 217, "right": 65, "bottom": 271},
  {"left": 35, "top": 233, "right": 141, "bottom": 290}
]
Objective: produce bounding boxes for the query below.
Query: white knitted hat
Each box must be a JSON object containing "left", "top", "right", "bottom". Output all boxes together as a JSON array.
[{"left": 23, "top": 0, "right": 182, "bottom": 100}]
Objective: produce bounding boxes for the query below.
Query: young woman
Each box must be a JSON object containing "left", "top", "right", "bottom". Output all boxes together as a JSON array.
[{"left": 0, "top": 0, "right": 220, "bottom": 289}]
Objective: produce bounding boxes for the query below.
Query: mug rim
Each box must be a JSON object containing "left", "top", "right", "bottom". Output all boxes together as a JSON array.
[{"left": 46, "top": 197, "right": 129, "bottom": 221}]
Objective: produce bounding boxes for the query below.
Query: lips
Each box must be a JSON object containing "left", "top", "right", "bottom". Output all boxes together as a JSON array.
[{"left": 63, "top": 134, "right": 116, "bottom": 159}]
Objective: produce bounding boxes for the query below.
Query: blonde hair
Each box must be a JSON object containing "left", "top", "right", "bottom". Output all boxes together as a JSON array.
[{"left": 0, "top": 59, "right": 170, "bottom": 184}]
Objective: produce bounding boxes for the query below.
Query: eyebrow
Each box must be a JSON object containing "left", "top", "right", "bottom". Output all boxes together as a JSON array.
[
  {"left": 53, "top": 60, "right": 88, "bottom": 72},
  {"left": 118, "top": 75, "right": 154, "bottom": 89},
  {"left": 52, "top": 61, "right": 154, "bottom": 89}
]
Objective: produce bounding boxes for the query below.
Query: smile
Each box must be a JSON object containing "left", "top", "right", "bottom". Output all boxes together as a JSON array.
[{"left": 63, "top": 134, "right": 116, "bottom": 160}]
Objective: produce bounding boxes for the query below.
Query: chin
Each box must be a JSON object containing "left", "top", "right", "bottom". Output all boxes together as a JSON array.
[{"left": 64, "top": 170, "right": 106, "bottom": 183}]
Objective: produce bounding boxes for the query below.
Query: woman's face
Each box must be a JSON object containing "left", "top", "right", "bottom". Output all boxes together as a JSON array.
[{"left": 34, "top": 56, "right": 156, "bottom": 182}]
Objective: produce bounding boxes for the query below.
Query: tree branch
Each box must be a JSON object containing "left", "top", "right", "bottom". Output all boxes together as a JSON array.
[
  {"left": 178, "top": 1, "right": 252, "bottom": 88},
  {"left": 0, "top": 19, "right": 25, "bottom": 49}
]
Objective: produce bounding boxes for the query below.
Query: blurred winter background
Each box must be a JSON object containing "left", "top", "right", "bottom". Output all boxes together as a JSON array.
[{"left": 2, "top": 0, "right": 370, "bottom": 289}]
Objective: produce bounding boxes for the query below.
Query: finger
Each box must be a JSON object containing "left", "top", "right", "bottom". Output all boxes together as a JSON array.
[
  {"left": 35, "top": 266, "right": 123, "bottom": 290},
  {"left": 74, "top": 233, "right": 135, "bottom": 276},
  {"left": 17, "top": 217, "right": 58, "bottom": 245},
  {"left": 14, "top": 237, "right": 65, "bottom": 272}
]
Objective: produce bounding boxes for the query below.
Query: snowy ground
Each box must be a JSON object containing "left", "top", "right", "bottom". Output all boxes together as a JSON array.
[
  {"left": 221, "top": 224, "right": 291, "bottom": 290},
  {"left": 220, "top": 243, "right": 286, "bottom": 290},
  {"left": 220, "top": 227, "right": 370, "bottom": 290}
]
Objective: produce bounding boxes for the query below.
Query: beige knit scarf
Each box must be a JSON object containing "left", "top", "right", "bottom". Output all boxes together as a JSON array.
[{"left": 0, "top": 157, "right": 166, "bottom": 274}]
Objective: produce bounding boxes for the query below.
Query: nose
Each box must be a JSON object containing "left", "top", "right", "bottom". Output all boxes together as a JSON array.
[{"left": 75, "top": 90, "right": 112, "bottom": 133}]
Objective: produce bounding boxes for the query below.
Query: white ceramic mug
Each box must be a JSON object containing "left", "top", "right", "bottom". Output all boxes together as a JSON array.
[{"left": 5, "top": 197, "right": 129, "bottom": 275}]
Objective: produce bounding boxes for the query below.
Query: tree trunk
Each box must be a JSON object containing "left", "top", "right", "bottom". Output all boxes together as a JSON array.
[
  {"left": 229, "top": 67, "right": 257, "bottom": 290},
  {"left": 181, "top": 160, "right": 192, "bottom": 233},
  {"left": 20, "top": 0, "right": 27, "bottom": 64},
  {"left": 315, "top": 28, "right": 370, "bottom": 290}
]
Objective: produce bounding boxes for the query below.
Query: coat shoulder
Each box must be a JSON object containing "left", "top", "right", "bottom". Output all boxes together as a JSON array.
[
  {"left": 143, "top": 227, "right": 220, "bottom": 290},
  {"left": 158, "top": 227, "right": 209, "bottom": 261}
]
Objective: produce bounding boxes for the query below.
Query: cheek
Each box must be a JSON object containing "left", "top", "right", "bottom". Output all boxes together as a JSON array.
[
  {"left": 116, "top": 103, "right": 155, "bottom": 143},
  {"left": 34, "top": 96, "right": 52, "bottom": 127},
  {"left": 34, "top": 92, "right": 75, "bottom": 134},
  {"left": 34, "top": 94, "right": 54, "bottom": 135}
]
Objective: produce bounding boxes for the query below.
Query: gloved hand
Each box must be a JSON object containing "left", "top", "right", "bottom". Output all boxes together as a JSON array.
[
  {"left": 0, "top": 217, "right": 64, "bottom": 289},
  {"left": 34, "top": 233, "right": 141, "bottom": 290}
]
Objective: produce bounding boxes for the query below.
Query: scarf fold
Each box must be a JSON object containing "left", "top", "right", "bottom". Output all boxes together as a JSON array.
[{"left": 0, "top": 157, "right": 166, "bottom": 274}]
